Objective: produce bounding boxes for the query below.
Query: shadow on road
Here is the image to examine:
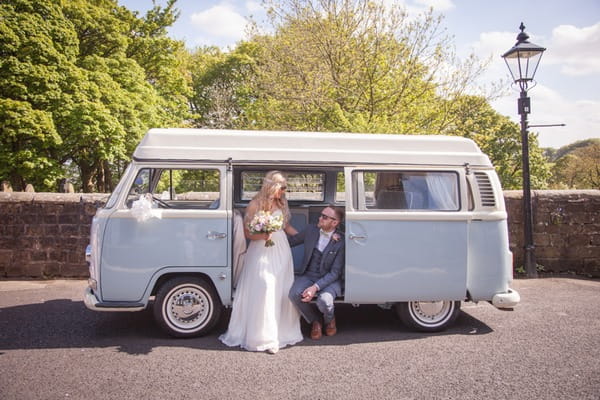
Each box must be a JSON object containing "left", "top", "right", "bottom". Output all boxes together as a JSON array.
[{"left": 0, "top": 300, "right": 492, "bottom": 355}]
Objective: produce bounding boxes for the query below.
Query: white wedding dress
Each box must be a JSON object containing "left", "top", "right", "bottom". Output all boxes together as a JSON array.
[{"left": 219, "top": 209, "right": 303, "bottom": 352}]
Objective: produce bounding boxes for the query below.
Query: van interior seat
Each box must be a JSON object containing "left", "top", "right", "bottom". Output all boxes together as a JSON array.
[
  {"left": 289, "top": 209, "right": 308, "bottom": 273},
  {"left": 232, "top": 209, "right": 246, "bottom": 287},
  {"left": 407, "top": 191, "right": 425, "bottom": 209},
  {"left": 376, "top": 190, "right": 407, "bottom": 209}
]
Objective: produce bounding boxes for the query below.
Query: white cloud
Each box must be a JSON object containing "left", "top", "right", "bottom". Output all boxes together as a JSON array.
[
  {"left": 190, "top": 4, "right": 248, "bottom": 46},
  {"left": 414, "top": 0, "right": 455, "bottom": 12},
  {"left": 390, "top": 0, "right": 454, "bottom": 18},
  {"left": 545, "top": 23, "right": 600, "bottom": 76},
  {"left": 463, "top": 31, "right": 517, "bottom": 91},
  {"left": 245, "top": 1, "right": 263, "bottom": 14},
  {"left": 492, "top": 84, "right": 600, "bottom": 148},
  {"left": 465, "top": 22, "right": 600, "bottom": 78},
  {"left": 467, "top": 26, "right": 600, "bottom": 148}
]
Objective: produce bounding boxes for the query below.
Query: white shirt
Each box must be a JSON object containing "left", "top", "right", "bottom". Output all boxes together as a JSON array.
[{"left": 318, "top": 229, "right": 333, "bottom": 252}]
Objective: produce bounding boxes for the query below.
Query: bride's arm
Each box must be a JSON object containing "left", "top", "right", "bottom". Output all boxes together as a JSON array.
[{"left": 284, "top": 223, "right": 298, "bottom": 236}]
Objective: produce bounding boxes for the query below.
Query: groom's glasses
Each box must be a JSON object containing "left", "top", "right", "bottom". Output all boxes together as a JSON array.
[{"left": 319, "top": 213, "right": 336, "bottom": 221}]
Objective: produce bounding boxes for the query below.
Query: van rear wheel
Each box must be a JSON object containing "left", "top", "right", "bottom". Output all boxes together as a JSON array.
[
  {"left": 154, "top": 276, "right": 222, "bottom": 338},
  {"left": 396, "top": 300, "right": 460, "bottom": 332}
]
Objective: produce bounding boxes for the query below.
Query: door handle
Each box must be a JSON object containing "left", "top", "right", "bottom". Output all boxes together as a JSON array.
[
  {"left": 207, "top": 231, "right": 227, "bottom": 240},
  {"left": 349, "top": 233, "right": 367, "bottom": 240}
]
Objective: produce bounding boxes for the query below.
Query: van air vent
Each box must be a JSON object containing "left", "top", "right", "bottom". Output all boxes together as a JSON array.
[{"left": 474, "top": 172, "right": 496, "bottom": 207}]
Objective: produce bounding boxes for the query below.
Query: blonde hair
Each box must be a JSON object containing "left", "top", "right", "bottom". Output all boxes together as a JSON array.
[{"left": 245, "top": 171, "right": 291, "bottom": 225}]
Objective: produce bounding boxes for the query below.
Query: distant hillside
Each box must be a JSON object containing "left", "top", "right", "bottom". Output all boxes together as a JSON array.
[
  {"left": 547, "top": 138, "right": 600, "bottom": 189},
  {"left": 544, "top": 138, "right": 600, "bottom": 162}
]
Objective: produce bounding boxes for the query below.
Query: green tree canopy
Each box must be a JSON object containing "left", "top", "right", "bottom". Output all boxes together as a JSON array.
[
  {"left": 188, "top": 42, "right": 259, "bottom": 128},
  {"left": 186, "top": 0, "right": 551, "bottom": 189},
  {"left": 244, "top": 0, "right": 489, "bottom": 133},
  {"left": 0, "top": 0, "right": 188, "bottom": 192},
  {"left": 1, "top": 0, "right": 556, "bottom": 192},
  {"left": 444, "top": 95, "right": 550, "bottom": 189},
  {"left": 549, "top": 140, "right": 600, "bottom": 189}
]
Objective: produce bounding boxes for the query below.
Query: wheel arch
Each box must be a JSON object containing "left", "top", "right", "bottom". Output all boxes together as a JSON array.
[{"left": 151, "top": 271, "right": 218, "bottom": 297}]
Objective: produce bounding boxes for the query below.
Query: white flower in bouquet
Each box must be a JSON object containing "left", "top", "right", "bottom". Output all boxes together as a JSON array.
[{"left": 247, "top": 211, "right": 284, "bottom": 247}]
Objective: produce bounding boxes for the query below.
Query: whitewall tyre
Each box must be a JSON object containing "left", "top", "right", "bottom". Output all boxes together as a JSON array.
[
  {"left": 154, "top": 276, "right": 222, "bottom": 338},
  {"left": 396, "top": 300, "right": 461, "bottom": 332}
]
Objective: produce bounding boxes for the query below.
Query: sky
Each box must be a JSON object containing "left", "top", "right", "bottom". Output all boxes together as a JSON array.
[{"left": 120, "top": 0, "right": 600, "bottom": 149}]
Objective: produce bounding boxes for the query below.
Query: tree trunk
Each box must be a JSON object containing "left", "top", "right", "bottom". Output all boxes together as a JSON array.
[{"left": 79, "top": 164, "right": 95, "bottom": 193}]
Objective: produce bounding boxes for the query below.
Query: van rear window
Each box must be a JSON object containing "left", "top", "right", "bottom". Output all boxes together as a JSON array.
[
  {"left": 241, "top": 171, "right": 325, "bottom": 202},
  {"left": 354, "top": 170, "right": 460, "bottom": 211}
]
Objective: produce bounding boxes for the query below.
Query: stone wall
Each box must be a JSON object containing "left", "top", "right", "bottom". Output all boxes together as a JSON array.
[
  {"left": 0, "top": 193, "right": 108, "bottom": 278},
  {"left": 0, "top": 190, "right": 599, "bottom": 278},
  {"left": 505, "top": 190, "right": 600, "bottom": 277}
]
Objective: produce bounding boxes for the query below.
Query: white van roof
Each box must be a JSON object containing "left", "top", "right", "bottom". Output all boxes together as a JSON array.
[{"left": 133, "top": 128, "right": 492, "bottom": 167}]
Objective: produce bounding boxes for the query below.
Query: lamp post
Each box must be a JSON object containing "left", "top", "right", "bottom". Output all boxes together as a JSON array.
[{"left": 502, "top": 23, "right": 546, "bottom": 278}]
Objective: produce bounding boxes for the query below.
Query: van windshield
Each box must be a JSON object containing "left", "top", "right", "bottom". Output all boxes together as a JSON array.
[
  {"left": 104, "top": 163, "right": 132, "bottom": 209},
  {"left": 125, "top": 167, "right": 221, "bottom": 209}
]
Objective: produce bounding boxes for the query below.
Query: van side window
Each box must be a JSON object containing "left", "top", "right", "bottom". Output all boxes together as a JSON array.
[
  {"left": 241, "top": 171, "right": 325, "bottom": 202},
  {"left": 354, "top": 171, "right": 460, "bottom": 211},
  {"left": 126, "top": 168, "right": 221, "bottom": 209}
]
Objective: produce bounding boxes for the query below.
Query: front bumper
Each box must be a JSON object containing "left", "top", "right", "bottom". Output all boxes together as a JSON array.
[
  {"left": 84, "top": 286, "right": 145, "bottom": 312},
  {"left": 491, "top": 288, "right": 520, "bottom": 309}
]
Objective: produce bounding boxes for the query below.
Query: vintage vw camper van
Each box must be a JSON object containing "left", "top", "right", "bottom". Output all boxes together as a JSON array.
[{"left": 84, "top": 128, "right": 519, "bottom": 337}]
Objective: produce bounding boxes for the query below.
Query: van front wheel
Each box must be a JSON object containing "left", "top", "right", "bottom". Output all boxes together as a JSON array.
[
  {"left": 396, "top": 300, "right": 460, "bottom": 332},
  {"left": 154, "top": 277, "right": 222, "bottom": 338}
]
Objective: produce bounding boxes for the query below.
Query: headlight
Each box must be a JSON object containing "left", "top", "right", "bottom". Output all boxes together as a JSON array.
[{"left": 85, "top": 244, "right": 92, "bottom": 264}]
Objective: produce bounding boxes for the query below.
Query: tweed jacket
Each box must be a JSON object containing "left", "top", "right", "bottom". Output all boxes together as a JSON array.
[{"left": 288, "top": 224, "right": 345, "bottom": 291}]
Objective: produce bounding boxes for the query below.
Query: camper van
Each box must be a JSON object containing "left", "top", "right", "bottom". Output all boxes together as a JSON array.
[{"left": 84, "top": 129, "right": 519, "bottom": 337}]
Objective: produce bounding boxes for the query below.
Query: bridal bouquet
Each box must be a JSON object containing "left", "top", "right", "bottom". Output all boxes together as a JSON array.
[{"left": 247, "top": 211, "right": 283, "bottom": 247}]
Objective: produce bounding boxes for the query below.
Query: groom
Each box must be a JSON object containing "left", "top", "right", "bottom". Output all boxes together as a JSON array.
[{"left": 288, "top": 205, "right": 345, "bottom": 340}]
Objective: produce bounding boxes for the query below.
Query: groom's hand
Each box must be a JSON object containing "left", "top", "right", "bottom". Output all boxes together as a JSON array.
[{"left": 301, "top": 285, "right": 318, "bottom": 302}]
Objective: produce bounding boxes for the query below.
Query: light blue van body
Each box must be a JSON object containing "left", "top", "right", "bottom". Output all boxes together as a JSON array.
[{"left": 84, "top": 129, "right": 519, "bottom": 335}]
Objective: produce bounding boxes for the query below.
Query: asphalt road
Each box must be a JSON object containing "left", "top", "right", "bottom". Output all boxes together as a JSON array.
[{"left": 0, "top": 278, "right": 599, "bottom": 400}]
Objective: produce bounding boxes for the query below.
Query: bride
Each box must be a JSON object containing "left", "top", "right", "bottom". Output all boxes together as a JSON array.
[{"left": 219, "top": 171, "right": 303, "bottom": 353}]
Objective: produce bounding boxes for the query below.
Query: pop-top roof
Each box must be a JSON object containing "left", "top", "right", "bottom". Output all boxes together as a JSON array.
[{"left": 133, "top": 128, "right": 492, "bottom": 167}]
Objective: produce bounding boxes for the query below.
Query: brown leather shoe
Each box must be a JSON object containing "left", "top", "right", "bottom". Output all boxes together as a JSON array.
[
  {"left": 310, "top": 321, "right": 322, "bottom": 340},
  {"left": 325, "top": 317, "right": 337, "bottom": 336}
]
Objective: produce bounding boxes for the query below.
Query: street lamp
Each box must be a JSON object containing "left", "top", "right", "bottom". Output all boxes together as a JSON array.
[{"left": 502, "top": 23, "right": 546, "bottom": 278}]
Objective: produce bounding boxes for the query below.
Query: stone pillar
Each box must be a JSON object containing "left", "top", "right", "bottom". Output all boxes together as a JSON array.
[{"left": 1, "top": 181, "right": 12, "bottom": 192}]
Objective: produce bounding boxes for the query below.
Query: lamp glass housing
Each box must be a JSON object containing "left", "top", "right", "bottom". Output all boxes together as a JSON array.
[{"left": 502, "top": 38, "right": 546, "bottom": 85}]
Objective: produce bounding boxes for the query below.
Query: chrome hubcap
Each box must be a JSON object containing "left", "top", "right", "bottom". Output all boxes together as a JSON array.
[
  {"left": 165, "top": 285, "right": 211, "bottom": 331},
  {"left": 410, "top": 301, "right": 452, "bottom": 325}
]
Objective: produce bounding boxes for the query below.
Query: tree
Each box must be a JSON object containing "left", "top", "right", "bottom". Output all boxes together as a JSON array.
[
  {"left": 125, "top": 0, "right": 191, "bottom": 126},
  {"left": 0, "top": 0, "right": 76, "bottom": 191},
  {"left": 185, "top": 0, "right": 550, "bottom": 188},
  {"left": 60, "top": 0, "right": 189, "bottom": 191},
  {"left": 545, "top": 138, "right": 599, "bottom": 162},
  {"left": 0, "top": 0, "right": 189, "bottom": 192},
  {"left": 444, "top": 95, "right": 550, "bottom": 189},
  {"left": 0, "top": 99, "right": 63, "bottom": 190},
  {"left": 187, "top": 42, "right": 259, "bottom": 128},
  {"left": 549, "top": 140, "right": 600, "bottom": 189},
  {"left": 245, "top": 0, "right": 490, "bottom": 133}
]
